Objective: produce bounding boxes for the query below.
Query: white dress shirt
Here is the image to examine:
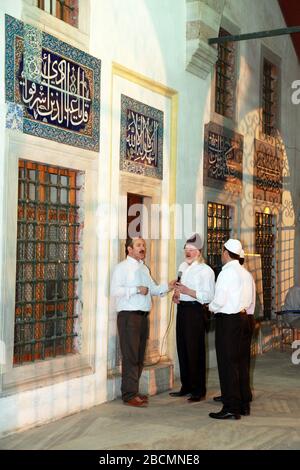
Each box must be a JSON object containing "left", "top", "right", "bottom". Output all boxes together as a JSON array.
[
  {"left": 241, "top": 266, "right": 256, "bottom": 316},
  {"left": 209, "top": 260, "right": 253, "bottom": 314},
  {"left": 111, "top": 256, "right": 169, "bottom": 312},
  {"left": 178, "top": 260, "right": 215, "bottom": 304}
]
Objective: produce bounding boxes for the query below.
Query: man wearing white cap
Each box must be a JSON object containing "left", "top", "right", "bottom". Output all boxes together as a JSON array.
[
  {"left": 208, "top": 239, "right": 254, "bottom": 420},
  {"left": 213, "top": 249, "right": 256, "bottom": 416},
  {"left": 169, "top": 233, "right": 215, "bottom": 402}
]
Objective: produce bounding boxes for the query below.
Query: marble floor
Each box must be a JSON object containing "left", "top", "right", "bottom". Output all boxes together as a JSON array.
[{"left": 0, "top": 349, "right": 300, "bottom": 450}]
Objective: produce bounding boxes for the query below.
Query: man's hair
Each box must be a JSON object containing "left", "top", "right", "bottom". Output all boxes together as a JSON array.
[
  {"left": 125, "top": 237, "right": 145, "bottom": 256},
  {"left": 223, "top": 246, "right": 240, "bottom": 261},
  {"left": 125, "top": 238, "right": 134, "bottom": 256},
  {"left": 239, "top": 258, "right": 245, "bottom": 266}
]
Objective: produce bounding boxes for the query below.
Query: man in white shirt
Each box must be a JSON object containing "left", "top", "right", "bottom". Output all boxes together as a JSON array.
[
  {"left": 208, "top": 239, "right": 254, "bottom": 420},
  {"left": 213, "top": 249, "right": 256, "bottom": 416},
  {"left": 169, "top": 233, "right": 215, "bottom": 402},
  {"left": 111, "top": 237, "right": 175, "bottom": 407}
]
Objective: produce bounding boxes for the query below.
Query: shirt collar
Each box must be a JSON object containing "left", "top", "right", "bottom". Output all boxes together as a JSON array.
[
  {"left": 127, "top": 255, "right": 144, "bottom": 265},
  {"left": 222, "top": 260, "right": 239, "bottom": 270},
  {"left": 183, "top": 260, "right": 199, "bottom": 268}
]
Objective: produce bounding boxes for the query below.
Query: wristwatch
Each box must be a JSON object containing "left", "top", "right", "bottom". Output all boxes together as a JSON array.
[{"left": 137, "top": 287, "right": 140, "bottom": 294}]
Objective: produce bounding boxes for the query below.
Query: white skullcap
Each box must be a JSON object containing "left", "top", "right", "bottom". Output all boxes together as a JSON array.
[{"left": 224, "top": 239, "right": 242, "bottom": 256}]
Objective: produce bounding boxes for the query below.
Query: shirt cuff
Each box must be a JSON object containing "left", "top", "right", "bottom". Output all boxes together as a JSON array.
[
  {"left": 126, "top": 287, "right": 138, "bottom": 299},
  {"left": 196, "top": 291, "right": 210, "bottom": 304},
  {"left": 159, "top": 283, "right": 169, "bottom": 295}
]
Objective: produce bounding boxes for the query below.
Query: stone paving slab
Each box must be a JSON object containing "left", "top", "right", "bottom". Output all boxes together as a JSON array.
[{"left": 0, "top": 350, "right": 299, "bottom": 450}]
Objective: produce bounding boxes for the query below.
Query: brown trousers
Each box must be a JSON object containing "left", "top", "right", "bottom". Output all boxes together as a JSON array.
[{"left": 117, "top": 310, "right": 149, "bottom": 402}]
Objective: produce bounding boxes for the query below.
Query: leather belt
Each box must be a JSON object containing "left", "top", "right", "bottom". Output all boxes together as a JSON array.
[
  {"left": 215, "top": 312, "right": 243, "bottom": 317},
  {"left": 179, "top": 301, "right": 209, "bottom": 308},
  {"left": 133, "top": 310, "right": 149, "bottom": 317},
  {"left": 119, "top": 310, "right": 149, "bottom": 317}
]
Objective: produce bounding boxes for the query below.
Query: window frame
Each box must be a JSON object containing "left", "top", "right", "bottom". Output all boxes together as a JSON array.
[
  {"left": 210, "top": 17, "right": 240, "bottom": 130},
  {"left": 14, "top": 160, "right": 82, "bottom": 365},
  {"left": 203, "top": 186, "right": 240, "bottom": 267},
  {"left": 214, "top": 27, "right": 236, "bottom": 120},
  {"left": 22, "top": 0, "right": 90, "bottom": 52},
  {"left": 1, "top": 131, "right": 97, "bottom": 396},
  {"left": 259, "top": 45, "right": 281, "bottom": 142},
  {"left": 207, "top": 201, "right": 233, "bottom": 277}
]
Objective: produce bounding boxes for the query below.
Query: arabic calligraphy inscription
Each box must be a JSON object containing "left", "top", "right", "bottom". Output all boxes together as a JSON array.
[
  {"left": 254, "top": 139, "right": 282, "bottom": 204},
  {"left": 204, "top": 122, "right": 243, "bottom": 194},
  {"left": 5, "top": 15, "right": 101, "bottom": 151},
  {"left": 120, "top": 95, "right": 163, "bottom": 179},
  {"left": 17, "top": 39, "right": 92, "bottom": 133}
]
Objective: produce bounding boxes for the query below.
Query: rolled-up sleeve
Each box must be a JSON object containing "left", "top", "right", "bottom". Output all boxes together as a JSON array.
[
  {"left": 246, "top": 277, "right": 256, "bottom": 316},
  {"left": 195, "top": 268, "right": 215, "bottom": 304},
  {"left": 209, "top": 272, "right": 228, "bottom": 313},
  {"left": 149, "top": 276, "right": 169, "bottom": 297}
]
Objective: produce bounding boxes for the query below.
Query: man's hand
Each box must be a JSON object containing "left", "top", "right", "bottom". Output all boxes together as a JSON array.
[
  {"left": 172, "top": 293, "right": 180, "bottom": 304},
  {"left": 137, "top": 286, "right": 148, "bottom": 295},
  {"left": 168, "top": 279, "right": 177, "bottom": 290},
  {"left": 175, "top": 283, "right": 192, "bottom": 296}
]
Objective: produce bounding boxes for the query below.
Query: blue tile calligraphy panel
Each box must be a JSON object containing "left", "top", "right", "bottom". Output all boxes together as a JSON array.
[
  {"left": 120, "top": 95, "right": 163, "bottom": 179},
  {"left": 5, "top": 15, "right": 101, "bottom": 152}
]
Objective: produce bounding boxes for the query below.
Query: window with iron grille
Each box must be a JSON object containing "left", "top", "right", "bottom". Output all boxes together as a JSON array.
[
  {"left": 215, "top": 28, "right": 236, "bottom": 119},
  {"left": 262, "top": 58, "right": 278, "bottom": 136},
  {"left": 255, "top": 212, "right": 275, "bottom": 320},
  {"left": 14, "top": 160, "right": 83, "bottom": 365},
  {"left": 207, "top": 202, "right": 231, "bottom": 278},
  {"left": 37, "top": 0, "right": 79, "bottom": 27}
]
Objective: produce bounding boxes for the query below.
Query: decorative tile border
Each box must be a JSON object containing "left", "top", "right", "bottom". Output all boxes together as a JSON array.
[
  {"left": 203, "top": 121, "right": 243, "bottom": 194},
  {"left": 24, "top": 24, "right": 42, "bottom": 83},
  {"left": 120, "top": 94, "right": 163, "bottom": 179},
  {"left": 6, "top": 103, "right": 23, "bottom": 132},
  {"left": 5, "top": 14, "right": 101, "bottom": 152}
]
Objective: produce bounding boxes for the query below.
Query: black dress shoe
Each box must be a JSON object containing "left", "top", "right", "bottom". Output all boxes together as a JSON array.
[
  {"left": 241, "top": 404, "right": 250, "bottom": 416},
  {"left": 209, "top": 410, "right": 241, "bottom": 420},
  {"left": 169, "top": 390, "right": 190, "bottom": 397},
  {"left": 213, "top": 395, "right": 223, "bottom": 402},
  {"left": 187, "top": 395, "right": 205, "bottom": 402}
]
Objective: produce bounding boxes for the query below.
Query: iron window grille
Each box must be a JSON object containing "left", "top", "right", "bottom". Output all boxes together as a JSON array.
[
  {"left": 262, "top": 59, "right": 278, "bottom": 137},
  {"left": 215, "top": 28, "right": 236, "bottom": 119},
  {"left": 37, "top": 0, "right": 79, "bottom": 28},
  {"left": 207, "top": 202, "right": 231, "bottom": 278},
  {"left": 14, "top": 160, "right": 82, "bottom": 365},
  {"left": 255, "top": 212, "right": 275, "bottom": 320}
]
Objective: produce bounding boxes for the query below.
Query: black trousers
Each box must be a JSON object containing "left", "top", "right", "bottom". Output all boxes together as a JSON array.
[
  {"left": 117, "top": 310, "right": 149, "bottom": 402},
  {"left": 215, "top": 313, "right": 242, "bottom": 414},
  {"left": 239, "top": 314, "right": 255, "bottom": 406},
  {"left": 176, "top": 302, "right": 207, "bottom": 397}
]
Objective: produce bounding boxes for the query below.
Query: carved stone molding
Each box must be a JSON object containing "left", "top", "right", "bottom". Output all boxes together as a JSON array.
[{"left": 186, "top": 0, "right": 226, "bottom": 79}]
